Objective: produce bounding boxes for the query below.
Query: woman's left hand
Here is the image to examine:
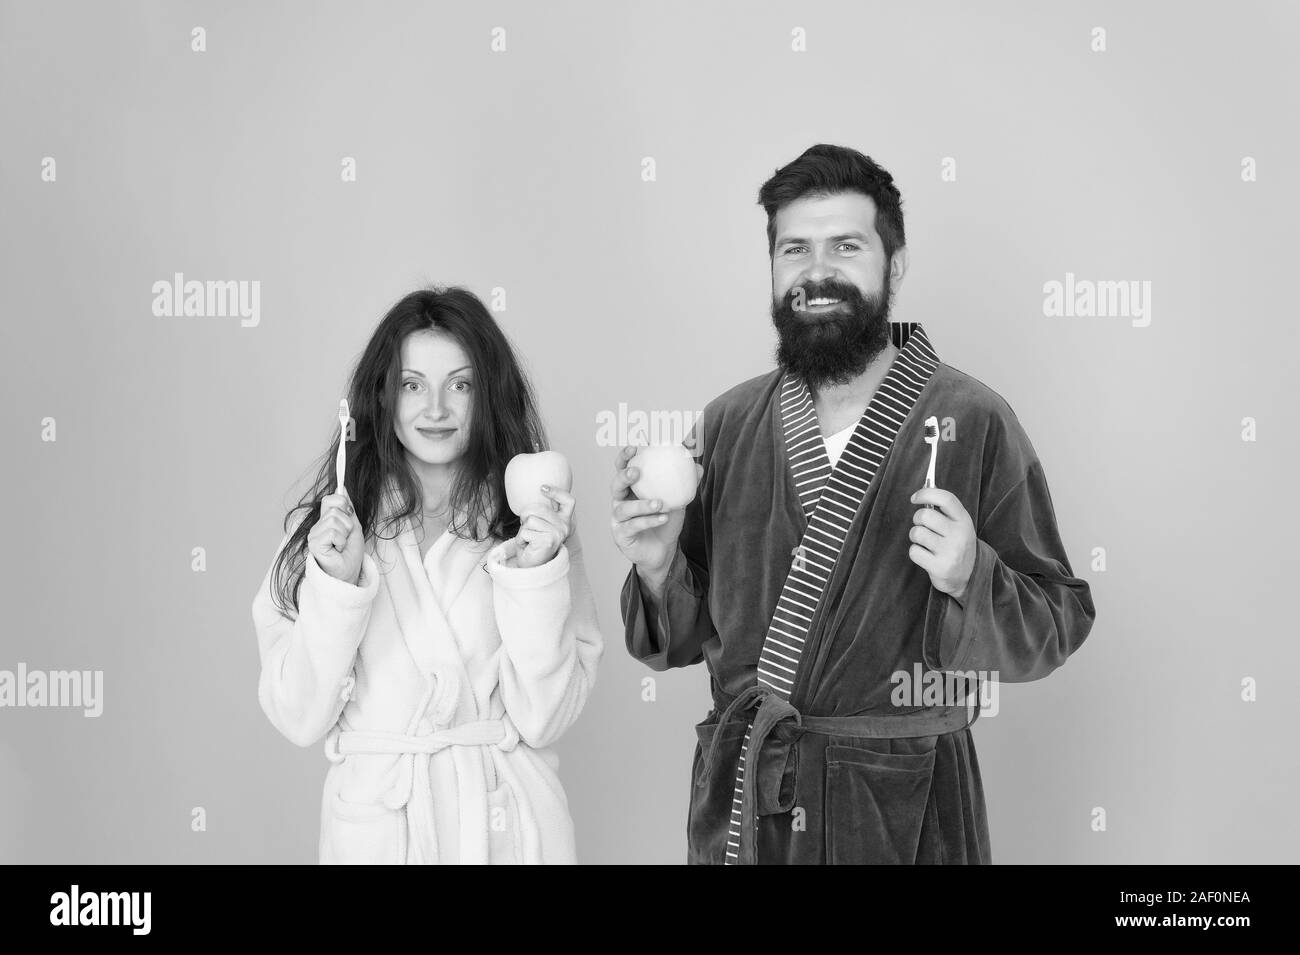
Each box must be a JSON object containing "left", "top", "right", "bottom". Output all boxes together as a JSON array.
[{"left": 510, "top": 485, "right": 575, "bottom": 568}]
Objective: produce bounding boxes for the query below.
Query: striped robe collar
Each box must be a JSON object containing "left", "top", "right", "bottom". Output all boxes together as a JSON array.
[{"left": 780, "top": 321, "right": 938, "bottom": 523}]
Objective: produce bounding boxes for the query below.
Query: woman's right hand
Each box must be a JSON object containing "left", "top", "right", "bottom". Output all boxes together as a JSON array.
[{"left": 308, "top": 490, "right": 364, "bottom": 585}]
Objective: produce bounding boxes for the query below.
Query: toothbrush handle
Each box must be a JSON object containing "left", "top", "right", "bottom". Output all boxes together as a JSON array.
[
  {"left": 923, "top": 477, "right": 940, "bottom": 510},
  {"left": 923, "top": 441, "right": 940, "bottom": 509},
  {"left": 335, "top": 436, "right": 346, "bottom": 494}
]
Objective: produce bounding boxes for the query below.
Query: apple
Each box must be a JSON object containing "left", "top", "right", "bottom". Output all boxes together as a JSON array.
[
  {"left": 629, "top": 444, "right": 699, "bottom": 510},
  {"left": 504, "top": 450, "right": 572, "bottom": 517}
]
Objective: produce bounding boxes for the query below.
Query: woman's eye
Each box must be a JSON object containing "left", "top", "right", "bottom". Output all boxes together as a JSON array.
[
  {"left": 452, "top": 380, "right": 472, "bottom": 393},
  {"left": 403, "top": 380, "right": 422, "bottom": 392}
]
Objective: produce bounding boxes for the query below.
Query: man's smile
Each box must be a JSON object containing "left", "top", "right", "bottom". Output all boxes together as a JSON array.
[{"left": 800, "top": 298, "right": 847, "bottom": 316}]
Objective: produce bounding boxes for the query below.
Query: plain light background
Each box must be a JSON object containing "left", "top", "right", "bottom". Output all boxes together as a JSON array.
[{"left": 1, "top": 0, "right": 1297, "bottom": 864}]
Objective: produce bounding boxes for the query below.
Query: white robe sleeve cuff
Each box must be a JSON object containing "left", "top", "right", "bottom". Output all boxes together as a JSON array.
[
  {"left": 302, "top": 550, "right": 381, "bottom": 609},
  {"left": 482, "top": 540, "right": 571, "bottom": 589}
]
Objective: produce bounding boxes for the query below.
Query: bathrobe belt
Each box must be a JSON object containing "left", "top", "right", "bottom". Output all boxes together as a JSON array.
[
  {"left": 700, "top": 684, "right": 979, "bottom": 865},
  {"left": 323, "top": 718, "right": 522, "bottom": 864}
]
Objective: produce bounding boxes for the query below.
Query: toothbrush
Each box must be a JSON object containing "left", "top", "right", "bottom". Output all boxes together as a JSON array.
[
  {"left": 922, "top": 415, "right": 940, "bottom": 510},
  {"left": 336, "top": 399, "right": 350, "bottom": 496}
]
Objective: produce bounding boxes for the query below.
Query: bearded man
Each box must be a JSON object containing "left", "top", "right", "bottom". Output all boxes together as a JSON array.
[{"left": 610, "top": 143, "right": 1096, "bottom": 865}]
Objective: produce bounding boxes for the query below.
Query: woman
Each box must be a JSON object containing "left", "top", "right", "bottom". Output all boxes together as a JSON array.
[{"left": 251, "top": 287, "right": 603, "bottom": 864}]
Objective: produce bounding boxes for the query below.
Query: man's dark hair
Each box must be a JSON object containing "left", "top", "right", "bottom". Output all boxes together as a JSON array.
[{"left": 757, "top": 144, "right": 906, "bottom": 261}]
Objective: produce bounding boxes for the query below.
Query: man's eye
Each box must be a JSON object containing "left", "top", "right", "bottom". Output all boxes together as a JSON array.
[
  {"left": 838, "top": 243, "right": 860, "bottom": 252},
  {"left": 784, "top": 246, "right": 806, "bottom": 255}
]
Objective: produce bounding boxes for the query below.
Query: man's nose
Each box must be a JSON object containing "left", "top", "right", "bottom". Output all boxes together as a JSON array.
[{"left": 802, "top": 250, "right": 837, "bottom": 285}]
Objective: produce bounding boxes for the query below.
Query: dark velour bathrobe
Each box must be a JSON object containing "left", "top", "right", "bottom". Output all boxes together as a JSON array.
[{"left": 620, "top": 323, "right": 1095, "bottom": 865}]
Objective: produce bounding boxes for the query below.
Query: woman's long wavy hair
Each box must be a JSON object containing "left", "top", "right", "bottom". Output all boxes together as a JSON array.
[{"left": 270, "top": 286, "right": 548, "bottom": 616}]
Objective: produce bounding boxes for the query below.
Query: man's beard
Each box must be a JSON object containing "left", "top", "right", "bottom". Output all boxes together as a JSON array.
[{"left": 771, "top": 271, "right": 893, "bottom": 389}]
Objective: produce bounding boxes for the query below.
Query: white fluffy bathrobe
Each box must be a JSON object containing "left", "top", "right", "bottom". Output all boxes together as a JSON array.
[{"left": 251, "top": 491, "right": 603, "bottom": 864}]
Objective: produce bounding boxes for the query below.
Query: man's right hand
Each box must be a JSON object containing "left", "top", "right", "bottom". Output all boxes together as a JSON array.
[{"left": 610, "top": 445, "right": 700, "bottom": 590}]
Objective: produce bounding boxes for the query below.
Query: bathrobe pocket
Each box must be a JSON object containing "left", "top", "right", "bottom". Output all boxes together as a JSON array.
[
  {"left": 487, "top": 784, "right": 521, "bottom": 865},
  {"left": 824, "top": 743, "right": 937, "bottom": 865},
  {"left": 688, "top": 716, "right": 746, "bottom": 865},
  {"left": 326, "top": 790, "right": 405, "bottom": 865}
]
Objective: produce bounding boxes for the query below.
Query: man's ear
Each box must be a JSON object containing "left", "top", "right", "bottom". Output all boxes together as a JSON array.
[{"left": 889, "top": 246, "right": 909, "bottom": 288}]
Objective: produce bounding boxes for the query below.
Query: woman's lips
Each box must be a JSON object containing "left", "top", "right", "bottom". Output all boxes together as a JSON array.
[{"left": 418, "top": 427, "right": 456, "bottom": 440}]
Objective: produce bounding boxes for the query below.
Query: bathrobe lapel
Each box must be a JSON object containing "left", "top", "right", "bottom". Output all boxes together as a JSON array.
[
  {"left": 369, "top": 482, "right": 505, "bottom": 863},
  {"left": 371, "top": 481, "right": 497, "bottom": 725},
  {"left": 722, "top": 322, "right": 939, "bottom": 864}
]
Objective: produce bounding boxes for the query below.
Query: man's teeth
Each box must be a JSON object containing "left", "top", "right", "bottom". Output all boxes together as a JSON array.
[{"left": 808, "top": 298, "right": 841, "bottom": 306}]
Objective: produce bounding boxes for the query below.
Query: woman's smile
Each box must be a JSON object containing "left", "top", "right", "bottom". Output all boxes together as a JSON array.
[{"left": 417, "top": 426, "right": 457, "bottom": 440}]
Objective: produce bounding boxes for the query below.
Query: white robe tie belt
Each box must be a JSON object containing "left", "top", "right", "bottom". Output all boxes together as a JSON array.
[
  {"left": 323, "top": 719, "right": 522, "bottom": 864},
  {"left": 324, "top": 719, "right": 520, "bottom": 761}
]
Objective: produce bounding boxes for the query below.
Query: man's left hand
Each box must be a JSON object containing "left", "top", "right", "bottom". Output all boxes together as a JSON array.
[{"left": 907, "top": 487, "right": 976, "bottom": 604}]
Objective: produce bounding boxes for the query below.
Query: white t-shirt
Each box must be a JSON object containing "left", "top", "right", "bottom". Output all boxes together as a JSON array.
[{"left": 823, "top": 422, "right": 857, "bottom": 468}]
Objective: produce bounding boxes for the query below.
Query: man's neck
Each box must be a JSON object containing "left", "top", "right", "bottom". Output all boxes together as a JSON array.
[{"left": 808, "top": 341, "right": 899, "bottom": 435}]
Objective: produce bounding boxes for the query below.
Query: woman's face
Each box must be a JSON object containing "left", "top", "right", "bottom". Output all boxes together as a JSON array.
[{"left": 394, "top": 329, "right": 474, "bottom": 470}]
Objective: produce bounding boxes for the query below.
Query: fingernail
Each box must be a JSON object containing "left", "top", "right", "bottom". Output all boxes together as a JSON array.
[
  {"left": 651, "top": 499, "right": 661, "bottom": 509},
  {"left": 910, "top": 493, "right": 917, "bottom": 502},
  {"left": 541, "top": 484, "right": 550, "bottom": 491}
]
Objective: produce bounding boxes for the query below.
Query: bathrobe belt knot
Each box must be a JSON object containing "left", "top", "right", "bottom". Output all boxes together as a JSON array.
[
  {"left": 700, "top": 683, "right": 979, "bottom": 864},
  {"left": 322, "top": 716, "right": 522, "bottom": 864}
]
